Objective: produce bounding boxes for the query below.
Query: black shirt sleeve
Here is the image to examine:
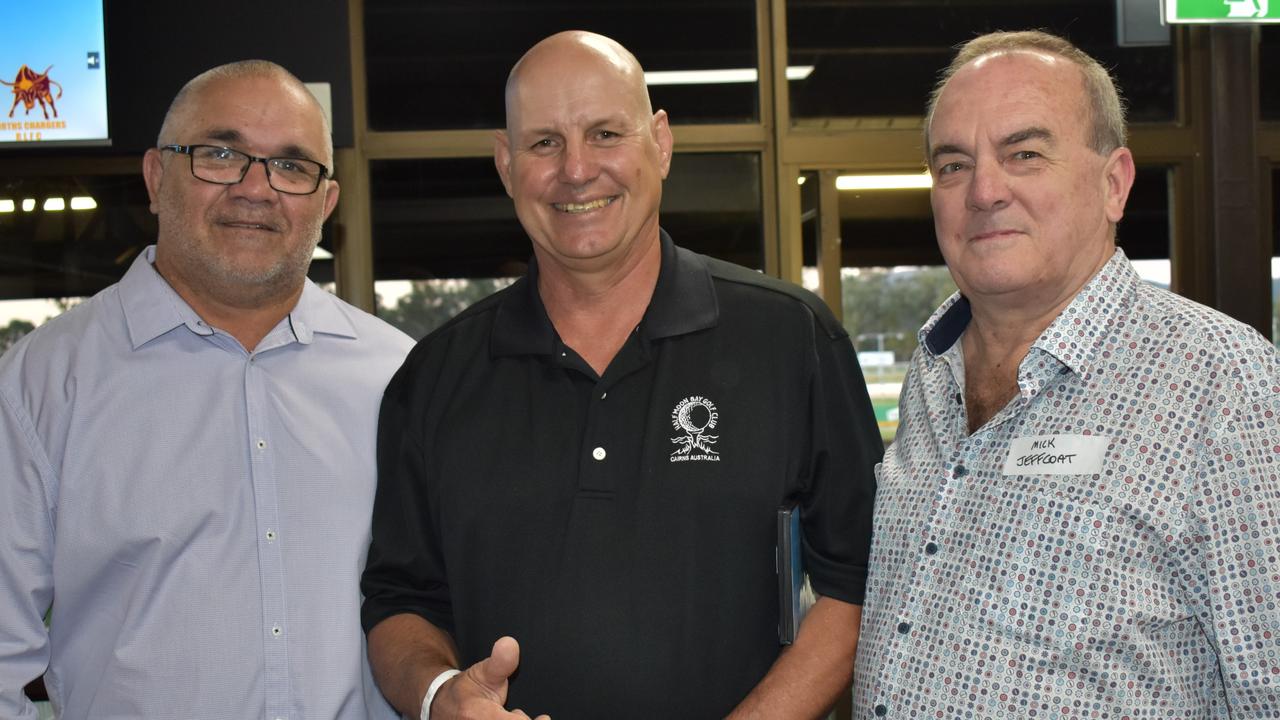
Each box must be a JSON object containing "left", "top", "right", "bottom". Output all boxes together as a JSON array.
[
  {"left": 798, "top": 305, "right": 884, "bottom": 605},
  {"left": 360, "top": 349, "right": 456, "bottom": 635}
]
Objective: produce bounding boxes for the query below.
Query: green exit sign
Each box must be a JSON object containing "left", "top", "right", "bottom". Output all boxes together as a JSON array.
[{"left": 1165, "top": 0, "right": 1280, "bottom": 22}]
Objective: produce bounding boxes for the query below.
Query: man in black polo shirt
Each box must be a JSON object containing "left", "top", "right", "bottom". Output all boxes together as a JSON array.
[{"left": 361, "top": 30, "right": 881, "bottom": 720}]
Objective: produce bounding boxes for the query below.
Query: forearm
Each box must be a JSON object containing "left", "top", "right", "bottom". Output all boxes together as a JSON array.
[
  {"left": 367, "top": 613, "right": 461, "bottom": 717},
  {"left": 727, "top": 597, "right": 861, "bottom": 720}
]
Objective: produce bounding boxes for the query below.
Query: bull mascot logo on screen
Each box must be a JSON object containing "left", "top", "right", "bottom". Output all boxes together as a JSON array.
[{"left": 2, "top": 64, "right": 63, "bottom": 119}]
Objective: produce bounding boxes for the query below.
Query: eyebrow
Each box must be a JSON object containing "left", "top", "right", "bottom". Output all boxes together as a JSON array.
[
  {"left": 929, "top": 143, "right": 965, "bottom": 163},
  {"left": 1000, "top": 126, "right": 1054, "bottom": 147},
  {"left": 204, "top": 128, "right": 315, "bottom": 161},
  {"left": 929, "top": 126, "right": 1056, "bottom": 164},
  {"left": 519, "top": 114, "right": 631, "bottom": 139}
]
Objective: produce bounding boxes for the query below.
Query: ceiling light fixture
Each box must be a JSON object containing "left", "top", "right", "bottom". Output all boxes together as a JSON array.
[
  {"left": 70, "top": 196, "right": 97, "bottom": 210},
  {"left": 644, "top": 65, "right": 814, "bottom": 86},
  {"left": 836, "top": 172, "right": 932, "bottom": 191},
  {"left": 43, "top": 197, "right": 66, "bottom": 212}
]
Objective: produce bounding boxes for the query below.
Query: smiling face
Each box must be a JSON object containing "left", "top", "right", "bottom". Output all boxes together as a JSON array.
[
  {"left": 494, "top": 33, "right": 672, "bottom": 279},
  {"left": 927, "top": 51, "right": 1133, "bottom": 315},
  {"left": 143, "top": 71, "right": 339, "bottom": 309}
]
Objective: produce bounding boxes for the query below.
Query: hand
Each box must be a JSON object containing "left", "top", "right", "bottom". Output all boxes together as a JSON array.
[{"left": 431, "top": 636, "right": 549, "bottom": 720}]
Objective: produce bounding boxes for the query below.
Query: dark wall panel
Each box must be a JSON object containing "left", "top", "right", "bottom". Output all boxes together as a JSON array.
[{"left": 103, "top": 0, "right": 353, "bottom": 151}]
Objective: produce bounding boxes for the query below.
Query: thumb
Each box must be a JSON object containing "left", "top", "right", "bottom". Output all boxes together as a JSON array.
[{"left": 470, "top": 636, "right": 521, "bottom": 691}]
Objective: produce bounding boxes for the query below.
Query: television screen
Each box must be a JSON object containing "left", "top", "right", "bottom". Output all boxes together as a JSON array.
[{"left": 0, "top": 0, "right": 108, "bottom": 147}]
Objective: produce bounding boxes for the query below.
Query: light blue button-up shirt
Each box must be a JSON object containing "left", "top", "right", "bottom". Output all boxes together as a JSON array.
[{"left": 0, "top": 246, "right": 413, "bottom": 719}]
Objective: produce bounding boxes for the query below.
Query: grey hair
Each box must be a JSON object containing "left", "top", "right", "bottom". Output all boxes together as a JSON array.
[{"left": 924, "top": 30, "right": 1127, "bottom": 156}]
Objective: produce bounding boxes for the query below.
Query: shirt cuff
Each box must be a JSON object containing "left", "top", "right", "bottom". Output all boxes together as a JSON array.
[{"left": 421, "top": 668, "right": 462, "bottom": 720}]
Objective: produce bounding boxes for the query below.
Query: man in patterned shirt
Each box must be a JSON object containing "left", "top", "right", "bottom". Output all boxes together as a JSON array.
[{"left": 855, "top": 30, "right": 1280, "bottom": 717}]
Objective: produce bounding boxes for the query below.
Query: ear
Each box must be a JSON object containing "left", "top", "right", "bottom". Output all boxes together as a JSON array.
[
  {"left": 320, "top": 178, "right": 341, "bottom": 222},
  {"left": 652, "top": 110, "right": 674, "bottom": 179},
  {"left": 142, "top": 148, "right": 166, "bottom": 215},
  {"left": 493, "top": 130, "right": 515, "bottom": 198},
  {"left": 1101, "top": 146, "right": 1135, "bottom": 225}
]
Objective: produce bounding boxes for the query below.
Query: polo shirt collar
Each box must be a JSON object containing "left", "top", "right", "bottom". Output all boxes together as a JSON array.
[
  {"left": 918, "top": 247, "right": 1137, "bottom": 376},
  {"left": 641, "top": 229, "right": 719, "bottom": 340},
  {"left": 490, "top": 229, "right": 719, "bottom": 357},
  {"left": 120, "top": 244, "right": 358, "bottom": 350}
]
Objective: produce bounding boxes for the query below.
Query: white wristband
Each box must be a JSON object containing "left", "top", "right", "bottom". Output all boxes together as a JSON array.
[{"left": 420, "top": 668, "right": 462, "bottom": 720}]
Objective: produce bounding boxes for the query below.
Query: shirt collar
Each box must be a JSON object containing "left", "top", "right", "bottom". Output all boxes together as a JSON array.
[
  {"left": 119, "top": 244, "right": 358, "bottom": 350},
  {"left": 918, "top": 248, "right": 1138, "bottom": 376},
  {"left": 1028, "top": 247, "right": 1137, "bottom": 375},
  {"left": 919, "top": 293, "right": 970, "bottom": 356},
  {"left": 491, "top": 229, "right": 719, "bottom": 357}
]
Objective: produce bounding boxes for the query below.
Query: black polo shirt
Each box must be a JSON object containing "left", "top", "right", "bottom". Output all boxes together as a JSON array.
[{"left": 362, "top": 231, "right": 881, "bottom": 719}]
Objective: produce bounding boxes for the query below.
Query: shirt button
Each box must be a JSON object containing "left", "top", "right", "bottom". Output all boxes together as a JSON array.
[
  {"left": 953, "top": 464, "right": 967, "bottom": 478},
  {"left": 897, "top": 621, "right": 911, "bottom": 634},
  {"left": 600, "top": 392, "right": 608, "bottom": 400},
  {"left": 592, "top": 447, "right": 606, "bottom": 461},
  {"left": 256, "top": 440, "right": 267, "bottom": 450},
  {"left": 925, "top": 541, "right": 939, "bottom": 555},
  {"left": 266, "top": 530, "right": 277, "bottom": 541},
  {"left": 875, "top": 704, "right": 888, "bottom": 717},
  {"left": 271, "top": 625, "right": 282, "bottom": 637}
]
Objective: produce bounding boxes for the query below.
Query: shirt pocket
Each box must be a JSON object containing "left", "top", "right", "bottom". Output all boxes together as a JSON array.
[{"left": 958, "top": 484, "right": 1116, "bottom": 654}]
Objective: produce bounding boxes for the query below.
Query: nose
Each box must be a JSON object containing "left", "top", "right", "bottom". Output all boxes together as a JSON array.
[
  {"left": 965, "top": 156, "right": 1011, "bottom": 212},
  {"left": 558, "top": 138, "right": 600, "bottom": 186},
  {"left": 230, "top": 158, "right": 277, "bottom": 201}
]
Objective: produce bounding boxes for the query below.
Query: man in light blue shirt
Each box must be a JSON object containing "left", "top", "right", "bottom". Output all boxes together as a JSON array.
[{"left": 0, "top": 60, "right": 412, "bottom": 719}]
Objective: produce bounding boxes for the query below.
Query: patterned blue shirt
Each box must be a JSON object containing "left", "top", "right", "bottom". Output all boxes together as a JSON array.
[
  {"left": 0, "top": 247, "right": 413, "bottom": 719},
  {"left": 855, "top": 249, "right": 1280, "bottom": 718}
]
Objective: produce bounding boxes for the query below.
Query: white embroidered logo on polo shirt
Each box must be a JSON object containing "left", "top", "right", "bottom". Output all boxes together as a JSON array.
[{"left": 670, "top": 395, "right": 720, "bottom": 462}]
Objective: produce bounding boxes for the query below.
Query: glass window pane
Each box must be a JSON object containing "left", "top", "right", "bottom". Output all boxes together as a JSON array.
[
  {"left": 364, "top": 0, "right": 758, "bottom": 130},
  {"left": 0, "top": 175, "right": 150, "bottom": 302},
  {"left": 844, "top": 265, "right": 954, "bottom": 443},
  {"left": 371, "top": 153, "right": 763, "bottom": 339},
  {"left": 1262, "top": 26, "right": 1279, "bottom": 121},
  {"left": 787, "top": 0, "right": 1175, "bottom": 123},
  {"left": 1, "top": 174, "right": 149, "bottom": 353}
]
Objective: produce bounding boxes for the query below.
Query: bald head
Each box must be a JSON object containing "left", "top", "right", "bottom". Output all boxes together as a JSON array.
[
  {"left": 157, "top": 60, "right": 333, "bottom": 166},
  {"left": 504, "top": 31, "right": 653, "bottom": 136}
]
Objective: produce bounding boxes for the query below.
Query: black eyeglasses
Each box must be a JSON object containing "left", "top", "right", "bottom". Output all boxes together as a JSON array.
[{"left": 161, "top": 144, "right": 330, "bottom": 195}]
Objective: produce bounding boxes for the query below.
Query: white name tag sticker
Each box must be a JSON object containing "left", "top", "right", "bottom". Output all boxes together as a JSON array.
[{"left": 1002, "top": 434, "right": 1110, "bottom": 475}]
